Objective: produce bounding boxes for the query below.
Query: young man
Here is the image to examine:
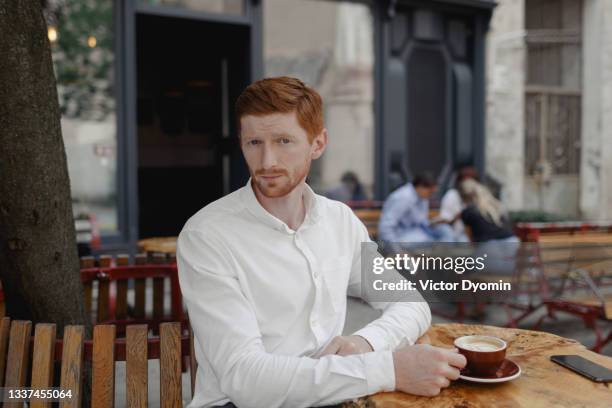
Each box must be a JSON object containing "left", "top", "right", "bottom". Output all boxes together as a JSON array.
[
  {"left": 378, "top": 173, "right": 455, "bottom": 243},
  {"left": 177, "top": 77, "right": 465, "bottom": 408}
]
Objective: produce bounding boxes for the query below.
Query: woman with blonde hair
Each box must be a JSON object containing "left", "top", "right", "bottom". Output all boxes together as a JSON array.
[
  {"left": 458, "top": 180, "right": 519, "bottom": 319},
  {"left": 458, "top": 179, "right": 517, "bottom": 243}
]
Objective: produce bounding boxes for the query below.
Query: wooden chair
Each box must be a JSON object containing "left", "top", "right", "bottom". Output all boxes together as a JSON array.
[
  {"left": 0, "top": 317, "right": 193, "bottom": 407},
  {"left": 80, "top": 254, "right": 185, "bottom": 336},
  {"left": 538, "top": 294, "right": 612, "bottom": 352},
  {"left": 527, "top": 232, "right": 612, "bottom": 351},
  {"left": 497, "top": 228, "right": 612, "bottom": 342}
]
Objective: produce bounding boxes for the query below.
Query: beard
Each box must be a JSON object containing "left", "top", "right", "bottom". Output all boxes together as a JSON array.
[{"left": 250, "top": 160, "right": 311, "bottom": 198}]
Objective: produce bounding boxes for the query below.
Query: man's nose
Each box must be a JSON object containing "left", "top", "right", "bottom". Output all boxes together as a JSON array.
[{"left": 261, "top": 144, "right": 278, "bottom": 169}]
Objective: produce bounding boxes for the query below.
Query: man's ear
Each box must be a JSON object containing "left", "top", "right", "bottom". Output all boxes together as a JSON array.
[{"left": 311, "top": 128, "right": 328, "bottom": 160}]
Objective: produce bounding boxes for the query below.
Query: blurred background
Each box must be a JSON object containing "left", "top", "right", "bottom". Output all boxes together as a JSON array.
[
  {"left": 41, "top": 0, "right": 612, "bottom": 252},
  {"left": 31, "top": 0, "right": 612, "bottom": 363}
]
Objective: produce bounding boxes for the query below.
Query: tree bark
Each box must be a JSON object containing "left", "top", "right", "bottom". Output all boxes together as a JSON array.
[{"left": 0, "top": 1, "right": 90, "bottom": 333}]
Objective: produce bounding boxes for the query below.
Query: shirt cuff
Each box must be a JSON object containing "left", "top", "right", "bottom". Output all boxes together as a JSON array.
[
  {"left": 353, "top": 326, "right": 389, "bottom": 351},
  {"left": 363, "top": 351, "right": 396, "bottom": 395}
]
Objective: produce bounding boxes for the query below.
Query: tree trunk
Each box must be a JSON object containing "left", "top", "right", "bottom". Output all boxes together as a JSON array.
[{"left": 0, "top": 1, "right": 90, "bottom": 333}]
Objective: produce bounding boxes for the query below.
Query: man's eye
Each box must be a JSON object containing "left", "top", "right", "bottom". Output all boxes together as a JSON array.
[
  {"left": 279, "top": 138, "right": 291, "bottom": 144},
  {"left": 247, "top": 140, "right": 261, "bottom": 146}
]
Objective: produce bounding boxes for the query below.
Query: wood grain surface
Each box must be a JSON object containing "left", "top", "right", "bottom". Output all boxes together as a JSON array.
[
  {"left": 30, "top": 323, "right": 57, "bottom": 408},
  {"left": 4, "top": 320, "right": 32, "bottom": 408},
  {"left": 138, "top": 236, "right": 177, "bottom": 255},
  {"left": 0, "top": 317, "right": 11, "bottom": 387},
  {"left": 348, "top": 324, "right": 612, "bottom": 408},
  {"left": 160, "top": 322, "right": 182, "bottom": 408},
  {"left": 59, "top": 325, "right": 84, "bottom": 408},
  {"left": 92, "top": 325, "right": 116, "bottom": 408},
  {"left": 126, "top": 325, "right": 148, "bottom": 408},
  {"left": 115, "top": 254, "right": 130, "bottom": 319}
]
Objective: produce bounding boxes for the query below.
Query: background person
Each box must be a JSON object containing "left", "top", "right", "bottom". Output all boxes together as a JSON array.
[
  {"left": 178, "top": 77, "right": 465, "bottom": 408},
  {"left": 326, "top": 171, "right": 368, "bottom": 203},
  {"left": 439, "top": 165, "right": 479, "bottom": 242},
  {"left": 459, "top": 178, "right": 519, "bottom": 278},
  {"left": 378, "top": 173, "right": 455, "bottom": 243},
  {"left": 458, "top": 178, "right": 517, "bottom": 243}
]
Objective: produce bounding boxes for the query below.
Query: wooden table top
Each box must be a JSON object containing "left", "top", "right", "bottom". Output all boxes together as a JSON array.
[
  {"left": 349, "top": 323, "right": 612, "bottom": 408},
  {"left": 137, "top": 236, "right": 177, "bottom": 254}
]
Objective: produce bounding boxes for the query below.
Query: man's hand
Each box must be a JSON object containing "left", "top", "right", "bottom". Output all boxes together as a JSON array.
[
  {"left": 319, "top": 335, "right": 373, "bottom": 357},
  {"left": 393, "top": 344, "right": 466, "bottom": 397}
]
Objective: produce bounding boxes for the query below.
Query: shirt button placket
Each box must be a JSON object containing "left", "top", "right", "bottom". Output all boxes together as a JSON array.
[{"left": 297, "top": 235, "right": 323, "bottom": 342}]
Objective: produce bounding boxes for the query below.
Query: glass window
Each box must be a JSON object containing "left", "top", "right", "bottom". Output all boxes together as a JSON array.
[
  {"left": 139, "top": 0, "right": 244, "bottom": 15},
  {"left": 264, "top": 0, "right": 375, "bottom": 201},
  {"left": 45, "top": 0, "right": 118, "bottom": 234}
]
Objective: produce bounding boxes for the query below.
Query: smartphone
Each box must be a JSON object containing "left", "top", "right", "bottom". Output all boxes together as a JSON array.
[{"left": 550, "top": 355, "right": 612, "bottom": 383}]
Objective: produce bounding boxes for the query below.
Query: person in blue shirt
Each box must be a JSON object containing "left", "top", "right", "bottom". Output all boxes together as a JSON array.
[{"left": 378, "top": 173, "right": 455, "bottom": 243}]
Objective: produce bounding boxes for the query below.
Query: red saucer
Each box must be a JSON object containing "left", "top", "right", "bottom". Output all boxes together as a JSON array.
[{"left": 459, "top": 359, "right": 521, "bottom": 383}]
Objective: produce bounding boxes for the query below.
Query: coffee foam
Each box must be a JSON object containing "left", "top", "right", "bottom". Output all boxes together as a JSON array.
[
  {"left": 455, "top": 335, "right": 506, "bottom": 352},
  {"left": 461, "top": 341, "right": 500, "bottom": 352}
]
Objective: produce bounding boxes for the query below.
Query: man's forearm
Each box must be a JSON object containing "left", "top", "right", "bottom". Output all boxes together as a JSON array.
[
  {"left": 215, "top": 349, "right": 395, "bottom": 407},
  {"left": 354, "top": 301, "right": 432, "bottom": 351}
]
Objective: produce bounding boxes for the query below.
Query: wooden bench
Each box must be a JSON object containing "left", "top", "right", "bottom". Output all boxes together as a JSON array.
[
  {"left": 527, "top": 232, "right": 612, "bottom": 291},
  {"left": 352, "top": 208, "right": 381, "bottom": 240},
  {"left": 531, "top": 233, "right": 612, "bottom": 351},
  {"left": 515, "top": 221, "right": 612, "bottom": 242},
  {"left": 351, "top": 206, "right": 442, "bottom": 243},
  {"left": 0, "top": 317, "right": 195, "bottom": 407},
  {"left": 80, "top": 254, "right": 185, "bottom": 336},
  {"left": 497, "top": 228, "right": 612, "bottom": 346}
]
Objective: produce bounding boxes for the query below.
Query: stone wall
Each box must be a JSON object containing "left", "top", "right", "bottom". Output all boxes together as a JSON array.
[
  {"left": 485, "top": 0, "right": 525, "bottom": 209},
  {"left": 580, "top": 0, "right": 612, "bottom": 220},
  {"left": 487, "top": 0, "right": 612, "bottom": 219},
  {"left": 263, "top": 0, "right": 375, "bottom": 196}
]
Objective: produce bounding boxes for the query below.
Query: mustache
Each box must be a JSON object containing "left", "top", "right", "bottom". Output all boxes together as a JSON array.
[{"left": 255, "top": 168, "right": 288, "bottom": 177}]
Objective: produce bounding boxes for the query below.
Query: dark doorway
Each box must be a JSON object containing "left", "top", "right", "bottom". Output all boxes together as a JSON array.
[
  {"left": 135, "top": 14, "right": 250, "bottom": 238},
  {"left": 375, "top": 1, "right": 493, "bottom": 197},
  {"left": 407, "top": 46, "right": 448, "bottom": 178}
]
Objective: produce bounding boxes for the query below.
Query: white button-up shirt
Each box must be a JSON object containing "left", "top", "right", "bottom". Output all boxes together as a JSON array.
[{"left": 177, "top": 181, "right": 431, "bottom": 408}]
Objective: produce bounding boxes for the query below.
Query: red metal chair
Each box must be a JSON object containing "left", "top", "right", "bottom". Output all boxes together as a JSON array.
[{"left": 80, "top": 253, "right": 186, "bottom": 336}]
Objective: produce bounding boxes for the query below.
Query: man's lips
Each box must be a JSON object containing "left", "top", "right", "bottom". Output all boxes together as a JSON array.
[{"left": 258, "top": 174, "right": 285, "bottom": 180}]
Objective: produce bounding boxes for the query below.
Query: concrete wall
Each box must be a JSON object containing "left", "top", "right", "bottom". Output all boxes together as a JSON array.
[
  {"left": 524, "top": 175, "right": 579, "bottom": 216},
  {"left": 485, "top": 0, "right": 525, "bottom": 210},
  {"left": 263, "top": 0, "right": 375, "bottom": 196},
  {"left": 487, "top": 0, "right": 612, "bottom": 219},
  {"left": 580, "top": 0, "right": 612, "bottom": 220}
]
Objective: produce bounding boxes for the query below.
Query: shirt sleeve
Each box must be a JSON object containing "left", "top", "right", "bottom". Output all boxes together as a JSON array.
[
  {"left": 378, "top": 189, "right": 413, "bottom": 242},
  {"left": 177, "top": 228, "right": 396, "bottom": 408},
  {"left": 347, "top": 216, "right": 432, "bottom": 352}
]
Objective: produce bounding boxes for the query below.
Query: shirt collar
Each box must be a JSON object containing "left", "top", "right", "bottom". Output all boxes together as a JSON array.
[{"left": 242, "top": 178, "right": 322, "bottom": 233}]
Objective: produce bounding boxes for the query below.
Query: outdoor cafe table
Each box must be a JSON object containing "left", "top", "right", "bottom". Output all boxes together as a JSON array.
[
  {"left": 347, "top": 323, "right": 612, "bottom": 408},
  {"left": 138, "top": 236, "right": 177, "bottom": 254}
]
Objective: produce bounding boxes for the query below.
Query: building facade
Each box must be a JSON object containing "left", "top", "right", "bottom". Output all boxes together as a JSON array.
[
  {"left": 46, "top": 0, "right": 494, "bottom": 252},
  {"left": 486, "top": 0, "right": 612, "bottom": 219}
]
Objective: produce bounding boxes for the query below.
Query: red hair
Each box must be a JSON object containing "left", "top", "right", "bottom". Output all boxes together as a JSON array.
[{"left": 236, "top": 76, "right": 324, "bottom": 142}]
